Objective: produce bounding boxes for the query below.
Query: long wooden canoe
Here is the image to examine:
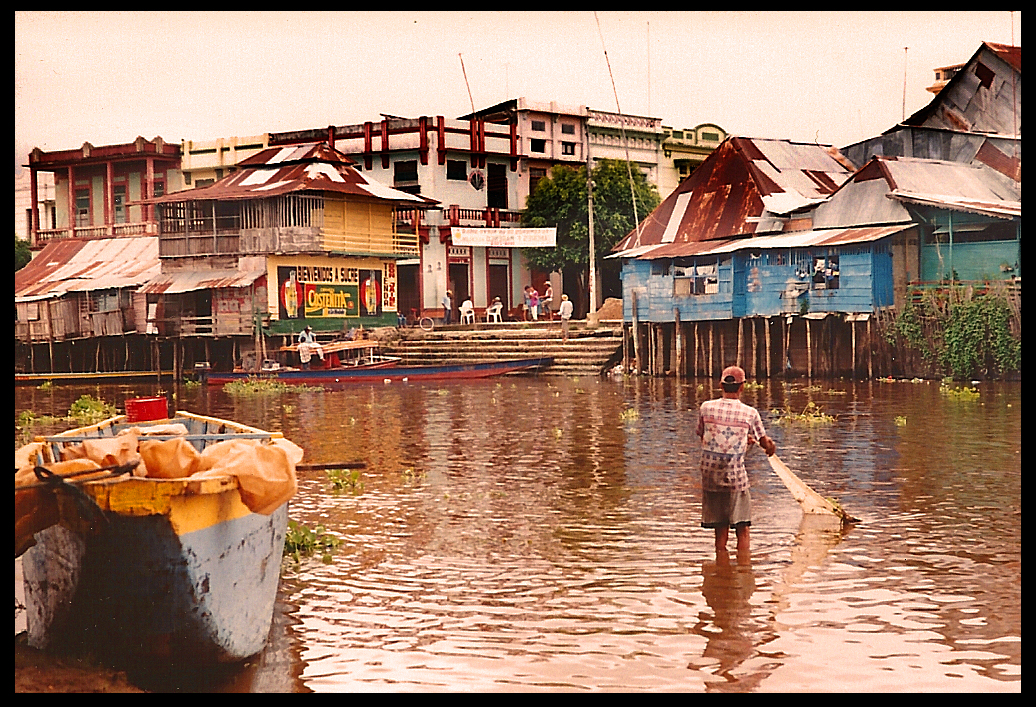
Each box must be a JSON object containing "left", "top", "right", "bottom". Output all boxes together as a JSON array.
[
  {"left": 203, "top": 356, "right": 554, "bottom": 385},
  {"left": 17, "top": 411, "right": 298, "bottom": 665}
]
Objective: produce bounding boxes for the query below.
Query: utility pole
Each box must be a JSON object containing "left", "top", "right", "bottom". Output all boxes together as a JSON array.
[{"left": 587, "top": 149, "right": 597, "bottom": 315}]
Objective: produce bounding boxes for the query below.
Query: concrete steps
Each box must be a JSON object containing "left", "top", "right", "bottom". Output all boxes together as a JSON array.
[{"left": 381, "top": 321, "right": 624, "bottom": 376}]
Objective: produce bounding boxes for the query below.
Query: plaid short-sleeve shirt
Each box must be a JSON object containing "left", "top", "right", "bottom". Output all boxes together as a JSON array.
[{"left": 696, "top": 398, "right": 767, "bottom": 492}]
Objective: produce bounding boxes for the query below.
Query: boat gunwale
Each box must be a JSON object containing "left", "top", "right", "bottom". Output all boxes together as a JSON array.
[{"left": 31, "top": 410, "right": 287, "bottom": 501}]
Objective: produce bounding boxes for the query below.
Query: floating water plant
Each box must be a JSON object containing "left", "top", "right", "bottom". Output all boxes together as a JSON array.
[
  {"left": 401, "top": 467, "right": 425, "bottom": 483},
  {"left": 894, "top": 415, "right": 908, "bottom": 426},
  {"left": 223, "top": 377, "right": 324, "bottom": 395},
  {"left": 769, "top": 401, "right": 835, "bottom": 426},
  {"left": 939, "top": 383, "right": 980, "bottom": 401},
  {"left": 327, "top": 468, "right": 364, "bottom": 493},
  {"left": 283, "top": 520, "right": 341, "bottom": 564},
  {"left": 68, "top": 395, "right": 118, "bottom": 425}
]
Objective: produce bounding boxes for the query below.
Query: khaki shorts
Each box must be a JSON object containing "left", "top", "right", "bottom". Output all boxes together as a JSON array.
[{"left": 701, "top": 489, "right": 752, "bottom": 529}]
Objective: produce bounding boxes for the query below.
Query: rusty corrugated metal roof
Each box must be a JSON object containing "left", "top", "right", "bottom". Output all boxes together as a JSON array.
[
  {"left": 815, "top": 156, "right": 1021, "bottom": 227},
  {"left": 137, "top": 268, "right": 265, "bottom": 295},
  {"left": 15, "top": 237, "right": 161, "bottom": 302},
  {"left": 608, "top": 225, "right": 913, "bottom": 261},
  {"left": 145, "top": 142, "right": 434, "bottom": 205},
  {"left": 614, "top": 137, "right": 854, "bottom": 254}
]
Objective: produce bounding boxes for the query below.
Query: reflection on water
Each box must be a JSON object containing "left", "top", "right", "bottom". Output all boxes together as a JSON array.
[{"left": 14, "top": 377, "right": 1020, "bottom": 692}]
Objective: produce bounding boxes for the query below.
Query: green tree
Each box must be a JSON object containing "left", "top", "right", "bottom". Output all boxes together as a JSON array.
[
  {"left": 521, "top": 159, "right": 660, "bottom": 317},
  {"left": 15, "top": 236, "right": 32, "bottom": 271}
]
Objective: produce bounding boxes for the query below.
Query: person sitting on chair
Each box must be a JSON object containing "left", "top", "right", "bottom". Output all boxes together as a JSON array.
[
  {"left": 460, "top": 297, "right": 475, "bottom": 324},
  {"left": 486, "top": 297, "right": 503, "bottom": 322}
]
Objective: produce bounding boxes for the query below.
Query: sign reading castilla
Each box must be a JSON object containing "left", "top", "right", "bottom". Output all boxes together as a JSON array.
[{"left": 450, "top": 228, "right": 557, "bottom": 248}]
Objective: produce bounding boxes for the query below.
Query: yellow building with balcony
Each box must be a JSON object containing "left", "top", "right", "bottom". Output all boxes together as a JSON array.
[{"left": 145, "top": 142, "right": 431, "bottom": 339}]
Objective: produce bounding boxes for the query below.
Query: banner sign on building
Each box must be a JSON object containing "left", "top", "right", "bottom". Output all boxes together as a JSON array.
[
  {"left": 275, "top": 257, "right": 396, "bottom": 320},
  {"left": 451, "top": 227, "right": 557, "bottom": 248}
]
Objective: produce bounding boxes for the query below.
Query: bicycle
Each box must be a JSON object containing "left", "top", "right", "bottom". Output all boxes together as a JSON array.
[{"left": 401, "top": 308, "right": 435, "bottom": 331}]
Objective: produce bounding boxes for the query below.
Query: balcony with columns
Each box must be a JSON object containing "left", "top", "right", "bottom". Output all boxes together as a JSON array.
[{"left": 26, "top": 136, "right": 181, "bottom": 249}]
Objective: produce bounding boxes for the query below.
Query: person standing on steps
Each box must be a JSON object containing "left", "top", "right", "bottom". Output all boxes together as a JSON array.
[
  {"left": 696, "top": 365, "right": 776, "bottom": 561},
  {"left": 442, "top": 290, "right": 453, "bottom": 325},
  {"left": 558, "top": 294, "right": 574, "bottom": 343}
]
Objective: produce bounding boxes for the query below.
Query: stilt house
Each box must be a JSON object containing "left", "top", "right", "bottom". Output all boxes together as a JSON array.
[{"left": 610, "top": 136, "right": 881, "bottom": 377}]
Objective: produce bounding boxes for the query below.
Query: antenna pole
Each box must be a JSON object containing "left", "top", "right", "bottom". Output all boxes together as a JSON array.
[
  {"left": 902, "top": 47, "right": 909, "bottom": 122},
  {"left": 459, "top": 53, "right": 475, "bottom": 114},
  {"left": 593, "top": 11, "right": 642, "bottom": 311}
]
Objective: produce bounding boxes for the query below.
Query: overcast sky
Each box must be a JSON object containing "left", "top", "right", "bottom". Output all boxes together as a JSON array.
[{"left": 15, "top": 11, "right": 1021, "bottom": 173}]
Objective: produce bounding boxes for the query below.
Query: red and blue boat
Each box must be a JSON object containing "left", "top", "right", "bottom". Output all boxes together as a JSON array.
[
  {"left": 203, "top": 339, "right": 553, "bottom": 385},
  {"left": 203, "top": 356, "right": 554, "bottom": 385}
]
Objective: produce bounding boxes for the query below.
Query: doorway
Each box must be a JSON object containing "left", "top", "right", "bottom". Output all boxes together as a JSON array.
[
  {"left": 397, "top": 263, "right": 420, "bottom": 321},
  {"left": 449, "top": 262, "right": 470, "bottom": 319},
  {"left": 489, "top": 263, "right": 509, "bottom": 309}
]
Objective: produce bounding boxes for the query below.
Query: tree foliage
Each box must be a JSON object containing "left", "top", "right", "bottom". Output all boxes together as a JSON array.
[
  {"left": 15, "top": 236, "right": 32, "bottom": 271},
  {"left": 520, "top": 159, "right": 660, "bottom": 314}
]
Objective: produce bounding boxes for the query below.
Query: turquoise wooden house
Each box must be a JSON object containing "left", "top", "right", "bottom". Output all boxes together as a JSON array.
[{"left": 811, "top": 156, "right": 1021, "bottom": 288}]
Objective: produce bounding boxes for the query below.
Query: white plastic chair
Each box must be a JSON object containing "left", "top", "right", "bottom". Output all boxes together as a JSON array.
[
  {"left": 461, "top": 309, "right": 475, "bottom": 325},
  {"left": 485, "top": 304, "right": 502, "bottom": 323}
]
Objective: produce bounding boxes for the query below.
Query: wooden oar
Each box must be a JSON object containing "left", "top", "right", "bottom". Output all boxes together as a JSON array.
[
  {"left": 767, "top": 454, "right": 859, "bottom": 525},
  {"left": 296, "top": 461, "right": 367, "bottom": 471}
]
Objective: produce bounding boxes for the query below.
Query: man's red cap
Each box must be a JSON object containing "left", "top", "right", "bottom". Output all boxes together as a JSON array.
[{"left": 721, "top": 365, "right": 745, "bottom": 384}]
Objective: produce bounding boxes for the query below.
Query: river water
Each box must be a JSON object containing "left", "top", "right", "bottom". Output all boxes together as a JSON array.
[{"left": 15, "top": 375, "right": 1021, "bottom": 692}]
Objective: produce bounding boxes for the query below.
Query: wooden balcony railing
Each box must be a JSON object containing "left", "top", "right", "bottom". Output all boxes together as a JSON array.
[{"left": 33, "top": 222, "right": 157, "bottom": 247}]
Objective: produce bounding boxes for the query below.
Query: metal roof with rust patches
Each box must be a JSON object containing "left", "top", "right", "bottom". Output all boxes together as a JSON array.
[
  {"left": 137, "top": 268, "right": 266, "bottom": 295},
  {"left": 904, "top": 42, "right": 1022, "bottom": 136},
  {"left": 813, "top": 156, "right": 1022, "bottom": 228},
  {"left": 15, "top": 237, "right": 161, "bottom": 302},
  {"left": 608, "top": 225, "right": 915, "bottom": 261},
  {"left": 145, "top": 142, "right": 434, "bottom": 206},
  {"left": 614, "top": 137, "right": 855, "bottom": 257}
]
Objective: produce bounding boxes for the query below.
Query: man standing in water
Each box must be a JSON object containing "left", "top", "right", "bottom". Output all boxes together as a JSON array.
[{"left": 696, "top": 365, "right": 776, "bottom": 558}]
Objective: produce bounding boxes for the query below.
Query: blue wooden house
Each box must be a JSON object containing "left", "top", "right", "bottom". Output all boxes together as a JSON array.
[
  {"left": 610, "top": 136, "right": 872, "bottom": 377},
  {"left": 612, "top": 147, "right": 1020, "bottom": 379}
]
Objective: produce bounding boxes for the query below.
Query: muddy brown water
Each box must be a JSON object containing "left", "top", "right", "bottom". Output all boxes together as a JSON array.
[{"left": 15, "top": 376, "right": 1021, "bottom": 692}]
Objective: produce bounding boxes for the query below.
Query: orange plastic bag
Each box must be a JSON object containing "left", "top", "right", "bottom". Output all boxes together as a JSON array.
[
  {"left": 193, "top": 438, "right": 301, "bottom": 515},
  {"left": 138, "top": 437, "right": 201, "bottom": 479},
  {"left": 61, "top": 433, "right": 145, "bottom": 477}
]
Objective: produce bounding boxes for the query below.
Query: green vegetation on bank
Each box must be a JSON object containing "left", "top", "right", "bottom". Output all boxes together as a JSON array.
[{"left": 884, "top": 289, "right": 1020, "bottom": 380}]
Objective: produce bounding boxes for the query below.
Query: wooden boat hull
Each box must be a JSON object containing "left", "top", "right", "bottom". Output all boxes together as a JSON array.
[
  {"left": 19, "top": 412, "right": 292, "bottom": 664},
  {"left": 204, "top": 356, "right": 554, "bottom": 385}
]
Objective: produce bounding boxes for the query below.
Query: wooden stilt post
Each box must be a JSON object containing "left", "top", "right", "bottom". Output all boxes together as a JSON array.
[
  {"left": 719, "top": 323, "right": 725, "bottom": 374},
  {"left": 657, "top": 324, "right": 664, "bottom": 376},
  {"left": 851, "top": 319, "right": 857, "bottom": 379},
  {"left": 750, "top": 318, "right": 757, "bottom": 379},
  {"left": 693, "top": 322, "right": 699, "bottom": 377},
  {"left": 806, "top": 318, "right": 812, "bottom": 380},
  {"left": 631, "top": 291, "right": 640, "bottom": 374},
  {"left": 867, "top": 316, "right": 873, "bottom": 379},
  {"left": 674, "top": 308, "right": 682, "bottom": 378},
  {"left": 765, "top": 317, "right": 771, "bottom": 379},
  {"left": 708, "top": 323, "right": 714, "bottom": 380},
  {"left": 737, "top": 317, "right": 743, "bottom": 368}
]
